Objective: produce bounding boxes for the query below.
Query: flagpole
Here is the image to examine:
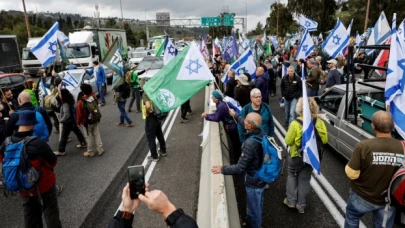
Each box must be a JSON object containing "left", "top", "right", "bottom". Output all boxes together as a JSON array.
[
  {"left": 22, "top": 0, "right": 31, "bottom": 38},
  {"left": 364, "top": 0, "right": 371, "bottom": 33}
]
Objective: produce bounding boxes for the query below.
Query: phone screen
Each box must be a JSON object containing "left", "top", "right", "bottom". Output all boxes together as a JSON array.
[{"left": 127, "top": 165, "right": 145, "bottom": 199}]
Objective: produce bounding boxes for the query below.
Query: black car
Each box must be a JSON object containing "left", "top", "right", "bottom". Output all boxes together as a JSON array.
[{"left": 0, "top": 73, "right": 27, "bottom": 98}]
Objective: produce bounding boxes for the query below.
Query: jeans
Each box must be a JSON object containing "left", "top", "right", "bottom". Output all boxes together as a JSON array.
[
  {"left": 307, "top": 87, "right": 319, "bottom": 97},
  {"left": 82, "top": 124, "right": 103, "bottom": 153},
  {"left": 286, "top": 157, "right": 313, "bottom": 209},
  {"left": 128, "top": 87, "right": 141, "bottom": 112},
  {"left": 22, "top": 185, "right": 62, "bottom": 228},
  {"left": 285, "top": 98, "right": 298, "bottom": 124},
  {"left": 117, "top": 100, "right": 132, "bottom": 124},
  {"left": 97, "top": 84, "right": 105, "bottom": 103},
  {"left": 344, "top": 189, "right": 396, "bottom": 228},
  {"left": 246, "top": 186, "right": 265, "bottom": 228},
  {"left": 145, "top": 115, "right": 166, "bottom": 158},
  {"left": 58, "top": 121, "right": 86, "bottom": 152},
  {"left": 181, "top": 99, "right": 192, "bottom": 119}
]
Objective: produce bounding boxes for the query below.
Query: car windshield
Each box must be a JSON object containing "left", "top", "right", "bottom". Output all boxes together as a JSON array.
[
  {"left": 67, "top": 46, "right": 90, "bottom": 58},
  {"left": 137, "top": 58, "right": 163, "bottom": 70},
  {"left": 133, "top": 52, "right": 147, "bottom": 58},
  {"left": 0, "top": 76, "right": 12, "bottom": 87},
  {"left": 22, "top": 50, "right": 38, "bottom": 60}
]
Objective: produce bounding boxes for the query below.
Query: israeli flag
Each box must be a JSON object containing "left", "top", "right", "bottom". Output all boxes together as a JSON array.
[
  {"left": 222, "top": 36, "right": 227, "bottom": 51},
  {"left": 282, "top": 64, "right": 288, "bottom": 77},
  {"left": 224, "top": 96, "right": 242, "bottom": 114},
  {"left": 322, "top": 19, "right": 350, "bottom": 58},
  {"left": 272, "top": 36, "right": 279, "bottom": 50},
  {"left": 346, "top": 19, "right": 353, "bottom": 36},
  {"left": 222, "top": 48, "right": 256, "bottom": 84},
  {"left": 398, "top": 19, "right": 405, "bottom": 53},
  {"left": 296, "top": 30, "right": 315, "bottom": 60},
  {"left": 31, "top": 22, "right": 59, "bottom": 67},
  {"left": 298, "top": 14, "right": 318, "bottom": 32},
  {"left": 62, "top": 71, "right": 80, "bottom": 91},
  {"left": 355, "top": 31, "right": 362, "bottom": 46},
  {"left": 365, "top": 11, "right": 391, "bottom": 56},
  {"left": 214, "top": 37, "right": 222, "bottom": 51},
  {"left": 300, "top": 64, "right": 321, "bottom": 174},
  {"left": 385, "top": 14, "right": 405, "bottom": 138},
  {"left": 163, "top": 36, "right": 178, "bottom": 65},
  {"left": 57, "top": 31, "right": 69, "bottom": 47}
]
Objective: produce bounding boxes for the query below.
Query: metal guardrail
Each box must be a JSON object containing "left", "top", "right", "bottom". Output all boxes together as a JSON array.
[{"left": 197, "top": 85, "right": 240, "bottom": 228}]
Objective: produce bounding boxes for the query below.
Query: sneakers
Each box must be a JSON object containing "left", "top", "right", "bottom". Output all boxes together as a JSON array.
[
  {"left": 55, "top": 185, "right": 63, "bottom": 196},
  {"left": 98, "top": 150, "right": 105, "bottom": 156},
  {"left": 296, "top": 204, "right": 305, "bottom": 214},
  {"left": 180, "top": 117, "right": 189, "bottom": 123},
  {"left": 148, "top": 156, "right": 160, "bottom": 162},
  {"left": 127, "top": 109, "right": 132, "bottom": 113},
  {"left": 159, "top": 150, "right": 167, "bottom": 157},
  {"left": 54, "top": 151, "right": 66, "bottom": 156},
  {"left": 283, "top": 198, "right": 295, "bottom": 209},
  {"left": 98, "top": 102, "right": 105, "bottom": 107},
  {"left": 77, "top": 144, "right": 87, "bottom": 148},
  {"left": 116, "top": 123, "right": 124, "bottom": 126},
  {"left": 83, "top": 151, "right": 96, "bottom": 157},
  {"left": 126, "top": 123, "right": 134, "bottom": 127},
  {"left": 67, "top": 138, "right": 72, "bottom": 143},
  {"left": 187, "top": 111, "right": 193, "bottom": 115}
]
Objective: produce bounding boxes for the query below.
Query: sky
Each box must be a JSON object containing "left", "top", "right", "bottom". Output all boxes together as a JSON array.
[{"left": 1, "top": 0, "right": 288, "bottom": 33}]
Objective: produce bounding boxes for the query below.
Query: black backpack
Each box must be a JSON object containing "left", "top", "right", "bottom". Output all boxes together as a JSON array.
[
  {"left": 295, "top": 118, "right": 325, "bottom": 161},
  {"left": 120, "top": 83, "right": 131, "bottom": 99}
]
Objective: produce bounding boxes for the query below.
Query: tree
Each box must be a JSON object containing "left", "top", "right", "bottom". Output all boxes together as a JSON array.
[
  {"left": 106, "top": 18, "right": 118, "bottom": 28},
  {"left": 265, "top": 2, "right": 298, "bottom": 37},
  {"left": 124, "top": 23, "right": 136, "bottom": 46}
]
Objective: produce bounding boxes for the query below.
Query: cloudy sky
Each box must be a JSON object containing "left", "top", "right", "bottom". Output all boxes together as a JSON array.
[{"left": 1, "top": 0, "right": 288, "bottom": 32}]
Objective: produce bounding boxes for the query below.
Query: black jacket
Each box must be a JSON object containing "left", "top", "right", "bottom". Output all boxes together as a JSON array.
[
  {"left": 4, "top": 102, "right": 52, "bottom": 137},
  {"left": 222, "top": 114, "right": 266, "bottom": 188},
  {"left": 224, "top": 77, "right": 237, "bottom": 98},
  {"left": 108, "top": 209, "right": 198, "bottom": 228},
  {"left": 281, "top": 75, "right": 302, "bottom": 101},
  {"left": 234, "top": 85, "right": 252, "bottom": 107},
  {"left": 1, "top": 99, "right": 19, "bottom": 118}
]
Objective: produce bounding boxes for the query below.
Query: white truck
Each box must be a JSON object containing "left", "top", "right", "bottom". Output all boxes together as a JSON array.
[
  {"left": 22, "top": 37, "right": 61, "bottom": 77},
  {"left": 0, "top": 35, "right": 21, "bottom": 73}
]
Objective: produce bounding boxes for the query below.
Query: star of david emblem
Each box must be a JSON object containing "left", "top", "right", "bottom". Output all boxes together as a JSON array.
[
  {"left": 332, "top": 35, "right": 341, "bottom": 45},
  {"left": 185, "top": 59, "right": 202, "bottom": 75},
  {"left": 399, "top": 28, "right": 403, "bottom": 35},
  {"left": 168, "top": 45, "right": 176, "bottom": 56},
  {"left": 237, "top": 67, "right": 247, "bottom": 75},
  {"left": 398, "top": 59, "right": 405, "bottom": 92},
  {"left": 48, "top": 41, "right": 57, "bottom": 54},
  {"left": 302, "top": 45, "right": 308, "bottom": 51},
  {"left": 305, "top": 21, "right": 311, "bottom": 27}
]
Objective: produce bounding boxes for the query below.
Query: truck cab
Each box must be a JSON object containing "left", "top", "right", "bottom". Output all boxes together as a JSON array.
[
  {"left": 67, "top": 31, "right": 99, "bottom": 68},
  {"left": 22, "top": 38, "right": 45, "bottom": 77},
  {"left": 316, "top": 82, "right": 391, "bottom": 159}
]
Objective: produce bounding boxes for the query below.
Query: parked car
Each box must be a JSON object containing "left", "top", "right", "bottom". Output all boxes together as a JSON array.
[
  {"left": 135, "top": 47, "right": 146, "bottom": 52},
  {"left": 60, "top": 69, "right": 107, "bottom": 102},
  {"left": 104, "top": 66, "right": 114, "bottom": 85},
  {"left": 129, "top": 51, "right": 148, "bottom": 66},
  {"left": 0, "top": 72, "right": 27, "bottom": 98},
  {"left": 137, "top": 56, "right": 163, "bottom": 79}
]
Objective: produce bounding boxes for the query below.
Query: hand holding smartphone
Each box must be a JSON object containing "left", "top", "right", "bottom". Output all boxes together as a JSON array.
[{"left": 127, "top": 165, "right": 145, "bottom": 199}]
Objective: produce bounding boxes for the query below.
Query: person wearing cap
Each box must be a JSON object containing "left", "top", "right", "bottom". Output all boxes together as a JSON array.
[
  {"left": 234, "top": 74, "right": 252, "bottom": 107},
  {"left": 127, "top": 64, "right": 149, "bottom": 113},
  {"left": 325, "top": 59, "right": 342, "bottom": 92},
  {"left": 0, "top": 110, "right": 62, "bottom": 227},
  {"left": 202, "top": 90, "right": 241, "bottom": 164}
]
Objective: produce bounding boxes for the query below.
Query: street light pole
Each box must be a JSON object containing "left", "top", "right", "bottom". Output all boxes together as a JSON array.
[
  {"left": 22, "top": 0, "right": 31, "bottom": 38},
  {"left": 145, "top": 9, "right": 150, "bottom": 47},
  {"left": 364, "top": 0, "right": 371, "bottom": 33},
  {"left": 240, "top": 2, "right": 247, "bottom": 34},
  {"left": 120, "top": 0, "right": 124, "bottom": 29}
]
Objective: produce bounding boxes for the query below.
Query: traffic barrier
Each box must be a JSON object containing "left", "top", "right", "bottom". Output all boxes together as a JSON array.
[{"left": 197, "top": 85, "right": 241, "bottom": 228}]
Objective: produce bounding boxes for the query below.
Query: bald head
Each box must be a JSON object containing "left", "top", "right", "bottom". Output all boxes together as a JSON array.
[
  {"left": 245, "top": 112, "right": 262, "bottom": 130},
  {"left": 18, "top": 92, "right": 31, "bottom": 105},
  {"left": 372, "top": 111, "right": 394, "bottom": 134},
  {"left": 256, "top": 67, "right": 265, "bottom": 76}
]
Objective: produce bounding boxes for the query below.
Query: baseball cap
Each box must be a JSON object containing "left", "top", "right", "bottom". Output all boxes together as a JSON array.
[{"left": 327, "top": 59, "right": 338, "bottom": 65}]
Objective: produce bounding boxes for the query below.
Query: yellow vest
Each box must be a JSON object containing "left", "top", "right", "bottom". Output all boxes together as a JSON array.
[{"left": 141, "top": 99, "right": 153, "bottom": 119}]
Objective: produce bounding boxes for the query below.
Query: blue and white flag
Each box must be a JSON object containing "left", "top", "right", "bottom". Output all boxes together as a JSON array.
[
  {"left": 282, "top": 64, "right": 288, "bottom": 77},
  {"left": 300, "top": 64, "right": 321, "bottom": 174},
  {"left": 296, "top": 30, "right": 315, "bottom": 60},
  {"left": 398, "top": 19, "right": 405, "bottom": 53},
  {"left": 222, "top": 48, "right": 256, "bottom": 84},
  {"left": 355, "top": 31, "right": 362, "bottom": 46},
  {"left": 322, "top": 19, "right": 350, "bottom": 58},
  {"left": 272, "top": 36, "right": 279, "bottom": 50},
  {"left": 366, "top": 11, "right": 391, "bottom": 56},
  {"left": 57, "top": 31, "right": 69, "bottom": 47},
  {"left": 31, "top": 22, "right": 59, "bottom": 67},
  {"left": 346, "top": 19, "right": 353, "bottom": 36},
  {"left": 222, "top": 36, "right": 227, "bottom": 51},
  {"left": 222, "top": 33, "right": 238, "bottom": 62},
  {"left": 224, "top": 96, "right": 242, "bottom": 114},
  {"left": 298, "top": 14, "right": 318, "bottom": 32},
  {"left": 163, "top": 36, "right": 178, "bottom": 65},
  {"left": 62, "top": 71, "right": 80, "bottom": 91},
  {"left": 385, "top": 13, "right": 405, "bottom": 138},
  {"left": 214, "top": 37, "right": 222, "bottom": 51}
]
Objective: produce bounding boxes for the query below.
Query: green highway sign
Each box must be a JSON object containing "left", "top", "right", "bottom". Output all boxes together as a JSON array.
[
  {"left": 223, "top": 14, "right": 234, "bottom": 26},
  {"left": 201, "top": 17, "right": 221, "bottom": 26}
]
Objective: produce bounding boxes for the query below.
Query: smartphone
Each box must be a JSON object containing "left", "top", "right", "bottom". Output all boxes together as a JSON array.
[{"left": 127, "top": 165, "right": 145, "bottom": 199}]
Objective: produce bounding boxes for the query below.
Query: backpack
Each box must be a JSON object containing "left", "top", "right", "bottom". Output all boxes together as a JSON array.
[
  {"left": 152, "top": 103, "right": 168, "bottom": 121},
  {"left": 295, "top": 118, "right": 325, "bottom": 161},
  {"left": 82, "top": 96, "right": 102, "bottom": 125},
  {"left": 249, "top": 135, "right": 282, "bottom": 183},
  {"left": 121, "top": 83, "right": 131, "bottom": 99},
  {"left": 2, "top": 136, "right": 40, "bottom": 192},
  {"left": 125, "top": 70, "right": 133, "bottom": 85}
]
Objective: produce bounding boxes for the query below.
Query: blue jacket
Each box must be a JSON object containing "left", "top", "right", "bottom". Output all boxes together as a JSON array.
[
  {"left": 238, "top": 102, "right": 275, "bottom": 143},
  {"left": 86, "top": 66, "right": 106, "bottom": 85},
  {"left": 255, "top": 73, "right": 269, "bottom": 103},
  {"left": 205, "top": 100, "right": 237, "bottom": 132}
]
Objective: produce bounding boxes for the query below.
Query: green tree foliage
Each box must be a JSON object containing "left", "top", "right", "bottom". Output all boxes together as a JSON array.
[
  {"left": 123, "top": 23, "right": 136, "bottom": 46},
  {"left": 288, "top": 0, "right": 337, "bottom": 32},
  {"left": 265, "top": 2, "right": 298, "bottom": 37},
  {"left": 105, "top": 18, "right": 118, "bottom": 28}
]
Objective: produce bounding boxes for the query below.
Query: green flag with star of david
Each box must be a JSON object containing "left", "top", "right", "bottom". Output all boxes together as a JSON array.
[{"left": 143, "top": 41, "right": 214, "bottom": 112}]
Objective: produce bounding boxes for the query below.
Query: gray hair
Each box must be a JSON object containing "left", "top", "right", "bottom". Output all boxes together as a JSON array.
[
  {"left": 372, "top": 111, "right": 394, "bottom": 133},
  {"left": 246, "top": 116, "right": 261, "bottom": 128},
  {"left": 308, "top": 58, "right": 316, "bottom": 65},
  {"left": 288, "top": 66, "right": 295, "bottom": 71},
  {"left": 316, "top": 56, "right": 322, "bottom": 61},
  {"left": 229, "top": 69, "right": 235, "bottom": 76},
  {"left": 250, "top": 88, "right": 261, "bottom": 97}
]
